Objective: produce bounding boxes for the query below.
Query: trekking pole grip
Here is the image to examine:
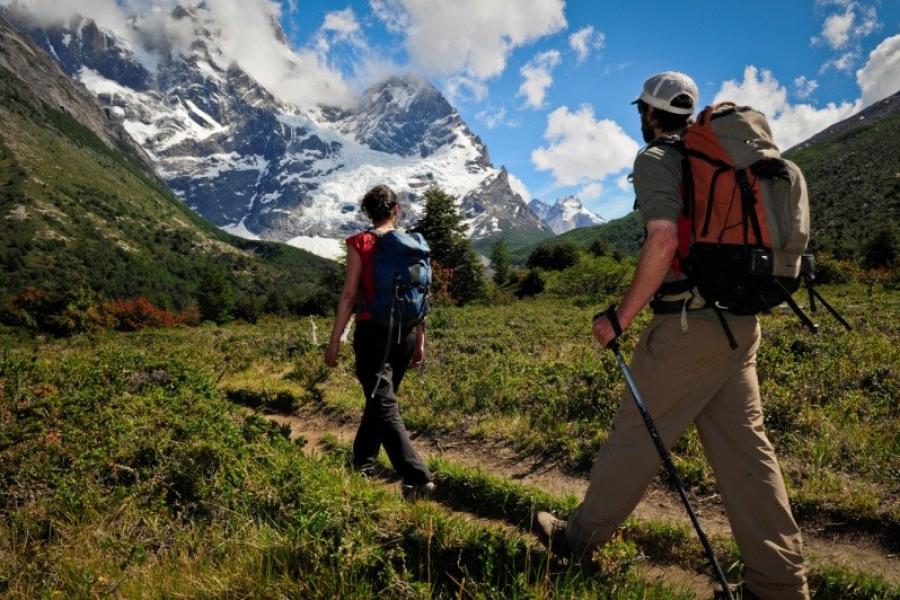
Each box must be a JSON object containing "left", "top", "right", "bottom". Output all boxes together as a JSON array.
[{"left": 593, "top": 305, "right": 623, "bottom": 351}]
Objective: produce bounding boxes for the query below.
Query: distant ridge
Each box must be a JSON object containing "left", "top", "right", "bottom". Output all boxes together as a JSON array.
[{"left": 789, "top": 90, "right": 900, "bottom": 152}]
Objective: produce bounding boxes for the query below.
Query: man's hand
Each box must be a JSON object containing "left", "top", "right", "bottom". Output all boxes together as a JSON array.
[
  {"left": 593, "top": 314, "right": 619, "bottom": 348},
  {"left": 324, "top": 341, "right": 339, "bottom": 368}
]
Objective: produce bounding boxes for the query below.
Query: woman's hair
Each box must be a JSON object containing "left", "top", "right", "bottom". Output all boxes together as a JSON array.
[
  {"left": 637, "top": 99, "right": 693, "bottom": 133},
  {"left": 361, "top": 185, "right": 398, "bottom": 223}
]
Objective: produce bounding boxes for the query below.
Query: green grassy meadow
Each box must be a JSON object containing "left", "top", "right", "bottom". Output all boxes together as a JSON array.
[{"left": 1, "top": 282, "right": 897, "bottom": 597}]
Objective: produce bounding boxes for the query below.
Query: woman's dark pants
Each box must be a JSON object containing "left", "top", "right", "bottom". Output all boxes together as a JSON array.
[{"left": 352, "top": 319, "right": 432, "bottom": 485}]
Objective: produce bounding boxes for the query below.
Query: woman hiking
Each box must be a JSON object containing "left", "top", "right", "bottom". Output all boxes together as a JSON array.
[{"left": 324, "top": 184, "right": 435, "bottom": 499}]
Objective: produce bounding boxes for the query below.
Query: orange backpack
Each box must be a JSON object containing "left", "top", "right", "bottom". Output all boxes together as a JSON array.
[{"left": 655, "top": 103, "right": 850, "bottom": 342}]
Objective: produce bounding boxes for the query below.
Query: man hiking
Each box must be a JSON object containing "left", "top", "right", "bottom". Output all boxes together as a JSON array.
[{"left": 537, "top": 72, "right": 809, "bottom": 600}]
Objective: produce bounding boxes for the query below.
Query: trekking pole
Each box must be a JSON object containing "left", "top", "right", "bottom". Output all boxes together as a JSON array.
[{"left": 599, "top": 306, "right": 735, "bottom": 600}]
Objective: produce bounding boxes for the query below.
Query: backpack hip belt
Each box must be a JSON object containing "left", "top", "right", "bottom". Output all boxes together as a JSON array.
[{"left": 651, "top": 283, "right": 709, "bottom": 334}]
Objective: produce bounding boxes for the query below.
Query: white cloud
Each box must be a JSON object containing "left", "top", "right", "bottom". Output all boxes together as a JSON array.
[
  {"left": 476, "top": 106, "right": 519, "bottom": 129},
  {"left": 856, "top": 34, "right": 900, "bottom": 107},
  {"left": 615, "top": 174, "right": 631, "bottom": 192},
  {"left": 854, "top": 6, "right": 879, "bottom": 37},
  {"left": 821, "top": 6, "right": 855, "bottom": 48},
  {"left": 507, "top": 172, "right": 532, "bottom": 202},
  {"left": 517, "top": 50, "right": 560, "bottom": 109},
  {"left": 793, "top": 76, "right": 819, "bottom": 99},
  {"left": 579, "top": 182, "right": 603, "bottom": 201},
  {"left": 370, "top": 0, "right": 566, "bottom": 80},
  {"left": 5, "top": 0, "right": 357, "bottom": 107},
  {"left": 369, "top": 0, "right": 408, "bottom": 32},
  {"left": 201, "top": 0, "right": 355, "bottom": 107},
  {"left": 714, "top": 65, "right": 860, "bottom": 149},
  {"left": 3, "top": 0, "right": 131, "bottom": 40},
  {"left": 444, "top": 75, "right": 488, "bottom": 104},
  {"left": 813, "top": 1, "right": 881, "bottom": 72},
  {"left": 568, "top": 25, "right": 605, "bottom": 63},
  {"left": 322, "top": 7, "right": 359, "bottom": 36},
  {"left": 531, "top": 104, "right": 640, "bottom": 187},
  {"left": 821, "top": 50, "right": 859, "bottom": 73},
  {"left": 314, "top": 7, "right": 365, "bottom": 54}
]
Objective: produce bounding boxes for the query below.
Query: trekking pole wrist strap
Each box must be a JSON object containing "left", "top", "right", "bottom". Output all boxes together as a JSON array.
[{"left": 593, "top": 305, "right": 623, "bottom": 349}]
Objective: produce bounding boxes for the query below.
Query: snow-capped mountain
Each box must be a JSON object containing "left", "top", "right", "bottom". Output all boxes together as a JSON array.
[
  {"left": 529, "top": 196, "right": 604, "bottom": 235},
  {"left": 4, "top": 4, "right": 548, "bottom": 259}
]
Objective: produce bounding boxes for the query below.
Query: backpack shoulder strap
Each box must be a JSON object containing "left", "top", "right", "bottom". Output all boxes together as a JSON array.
[{"left": 647, "top": 134, "right": 685, "bottom": 153}]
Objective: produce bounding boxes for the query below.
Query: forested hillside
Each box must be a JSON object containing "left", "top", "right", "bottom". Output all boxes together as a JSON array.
[{"left": 0, "top": 18, "right": 337, "bottom": 327}]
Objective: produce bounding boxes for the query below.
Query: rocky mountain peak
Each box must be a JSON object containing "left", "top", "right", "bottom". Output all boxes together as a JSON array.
[
  {"left": 529, "top": 195, "right": 604, "bottom": 235},
  {"left": 5, "top": 6, "right": 545, "bottom": 259}
]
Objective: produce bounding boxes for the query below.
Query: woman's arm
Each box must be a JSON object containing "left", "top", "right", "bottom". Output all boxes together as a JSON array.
[
  {"left": 324, "top": 246, "right": 362, "bottom": 367},
  {"left": 410, "top": 321, "right": 426, "bottom": 369}
]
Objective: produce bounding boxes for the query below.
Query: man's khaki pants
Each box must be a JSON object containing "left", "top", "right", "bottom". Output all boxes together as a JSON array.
[{"left": 566, "top": 313, "right": 809, "bottom": 600}]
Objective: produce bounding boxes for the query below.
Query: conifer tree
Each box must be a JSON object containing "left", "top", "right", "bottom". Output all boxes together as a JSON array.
[
  {"left": 411, "top": 185, "right": 469, "bottom": 265},
  {"left": 411, "top": 185, "right": 485, "bottom": 304},
  {"left": 489, "top": 237, "right": 512, "bottom": 285},
  {"left": 197, "top": 267, "right": 236, "bottom": 324}
]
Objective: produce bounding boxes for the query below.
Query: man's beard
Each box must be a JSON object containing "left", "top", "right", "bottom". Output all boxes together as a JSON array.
[{"left": 640, "top": 113, "right": 656, "bottom": 143}]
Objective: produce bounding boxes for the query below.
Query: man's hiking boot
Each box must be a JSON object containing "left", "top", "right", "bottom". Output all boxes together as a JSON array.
[
  {"left": 535, "top": 511, "right": 569, "bottom": 552},
  {"left": 535, "top": 512, "right": 598, "bottom": 571},
  {"left": 401, "top": 481, "right": 435, "bottom": 501}
]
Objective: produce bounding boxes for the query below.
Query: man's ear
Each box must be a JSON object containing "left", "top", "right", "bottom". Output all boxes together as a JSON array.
[{"left": 645, "top": 105, "right": 658, "bottom": 128}]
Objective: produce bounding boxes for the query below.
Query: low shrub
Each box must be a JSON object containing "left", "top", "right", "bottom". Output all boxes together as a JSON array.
[
  {"left": 526, "top": 241, "right": 580, "bottom": 271},
  {"left": 104, "top": 297, "right": 182, "bottom": 331},
  {"left": 813, "top": 254, "right": 858, "bottom": 284},
  {"left": 545, "top": 254, "right": 634, "bottom": 304},
  {"left": 516, "top": 267, "right": 545, "bottom": 298}
]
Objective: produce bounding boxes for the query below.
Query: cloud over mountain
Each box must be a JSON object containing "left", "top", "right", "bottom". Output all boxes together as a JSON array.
[
  {"left": 371, "top": 0, "right": 566, "bottom": 84},
  {"left": 1, "top": 0, "right": 355, "bottom": 107}
]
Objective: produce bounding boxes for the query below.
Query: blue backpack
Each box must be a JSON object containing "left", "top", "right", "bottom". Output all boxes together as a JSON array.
[{"left": 367, "top": 230, "right": 432, "bottom": 330}]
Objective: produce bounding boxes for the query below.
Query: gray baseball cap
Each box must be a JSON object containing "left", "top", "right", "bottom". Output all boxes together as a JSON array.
[{"left": 632, "top": 71, "right": 699, "bottom": 115}]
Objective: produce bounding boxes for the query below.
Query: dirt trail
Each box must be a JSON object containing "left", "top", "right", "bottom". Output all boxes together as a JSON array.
[{"left": 264, "top": 409, "right": 900, "bottom": 588}]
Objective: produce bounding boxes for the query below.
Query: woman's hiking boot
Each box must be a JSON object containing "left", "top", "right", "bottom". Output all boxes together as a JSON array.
[{"left": 401, "top": 481, "right": 435, "bottom": 501}]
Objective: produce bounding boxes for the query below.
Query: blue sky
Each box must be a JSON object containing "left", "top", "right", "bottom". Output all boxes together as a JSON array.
[{"left": 276, "top": 0, "right": 899, "bottom": 219}]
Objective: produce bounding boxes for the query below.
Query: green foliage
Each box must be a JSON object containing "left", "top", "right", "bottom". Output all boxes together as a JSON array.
[
  {"left": 411, "top": 185, "right": 468, "bottom": 266},
  {"left": 235, "top": 294, "right": 264, "bottom": 324},
  {"left": 863, "top": 224, "right": 899, "bottom": 270},
  {"left": 197, "top": 268, "right": 236, "bottom": 324},
  {"left": 814, "top": 254, "right": 857, "bottom": 284},
  {"left": 785, "top": 110, "right": 900, "bottom": 259},
  {"left": 304, "top": 285, "right": 900, "bottom": 532},
  {"left": 412, "top": 185, "right": 486, "bottom": 305},
  {"left": 515, "top": 212, "right": 645, "bottom": 264},
  {"left": 589, "top": 238, "right": 609, "bottom": 257},
  {"left": 489, "top": 237, "right": 513, "bottom": 285},
  {"left": 527, "top": 241, "right": 580, "bottom": 271},
  {"left": 323, "top": 437, "right": 894, "bottom": 598},
  {"left": 544, "top": 254, "right": 634, "bottom": 304},
  {"left": 0, "top": 332, "right": 696, "bottom": 598},
  {"left": 0, "top": 68, "right": 337, "bottom": 327},
  {"left": 449, "top": 246, "right": 487, "bottom": 304},
  {"left": 516, "top": 267, "right": 545, "bottom": 298},
  {"left": 2, "top": 294, "right": 897, "bottom": 596}
]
